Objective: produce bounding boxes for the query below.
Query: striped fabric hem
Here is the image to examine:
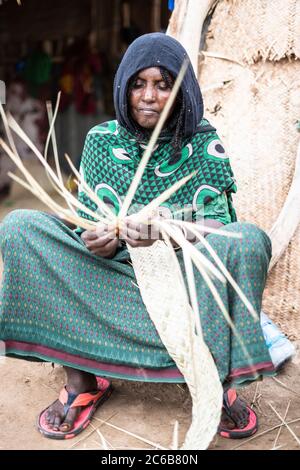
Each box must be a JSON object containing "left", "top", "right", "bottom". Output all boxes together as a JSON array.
[
  {"left": 4, "top": 340, "right": 185, "bottom": 383},
  {"left": 3, "top": 340, "right": 275, "bottom": 385}
]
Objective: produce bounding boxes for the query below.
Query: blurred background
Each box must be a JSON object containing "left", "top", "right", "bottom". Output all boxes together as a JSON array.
[{"left": 0, "top": 0, "right": 172, "bottom": 197}]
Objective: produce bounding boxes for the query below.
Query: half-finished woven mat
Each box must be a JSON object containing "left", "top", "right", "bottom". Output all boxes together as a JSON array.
[{"left": 129, "top": 242, "right": 223, "bottom": 449}]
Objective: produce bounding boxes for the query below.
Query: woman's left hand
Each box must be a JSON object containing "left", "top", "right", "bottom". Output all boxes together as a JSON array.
[{"left": 119, "top": 218, "right": 160, "bottom": 248}]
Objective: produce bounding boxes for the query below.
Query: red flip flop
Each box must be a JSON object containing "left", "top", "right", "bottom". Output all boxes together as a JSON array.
[
  {"left": 218, "top": 389, "right": 258, "bottom": 439},
  {"left": 37, "top": 377, "right": 112, "bottom": 440}
]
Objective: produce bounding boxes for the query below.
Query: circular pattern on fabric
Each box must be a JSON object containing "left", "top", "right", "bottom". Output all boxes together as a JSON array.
[
  {"left": 205, "top": 138, "right": 228, "bottom": 161},
  {"left": 154, "top": 143, "right": 193, "bottom": 177},
  {"left": 140, "top": 144, "right": 159, "bottom": 152},
  {"left": 192, "top": 185, "right": 221, "bottom": 211},
  {"left": 95, "top": 183, "right": 122, "bottom": 216},
  {"left": 109, "top": 146, "right": 132, "bottom": 165},
  {"left": 90, "top": 121, "right": 119, "bottom": 136}
]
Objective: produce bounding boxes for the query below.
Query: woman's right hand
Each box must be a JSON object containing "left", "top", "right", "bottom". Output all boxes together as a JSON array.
[{"left": 81, "top": 224, "right": 119, "bottom": 258}]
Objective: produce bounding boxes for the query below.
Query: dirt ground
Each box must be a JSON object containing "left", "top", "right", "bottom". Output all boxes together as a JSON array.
[{"left": 1, "top": 163, "right": 300, "bottom": 450}]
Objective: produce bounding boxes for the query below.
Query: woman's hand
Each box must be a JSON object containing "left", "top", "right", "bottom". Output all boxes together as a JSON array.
[
  {"left": 119, "top": 218, "right": 160, "bottom": 248},
  {"left": 81, "top": 224, "right": 119, "bottom": 258}
]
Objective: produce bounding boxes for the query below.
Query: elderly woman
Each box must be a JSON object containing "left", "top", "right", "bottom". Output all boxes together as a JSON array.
[{"left": 0, "top": 33, "right": 275, "bottom": 441}]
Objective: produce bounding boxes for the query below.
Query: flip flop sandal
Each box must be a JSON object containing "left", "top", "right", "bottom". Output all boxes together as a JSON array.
[
  {"left": 37, "top": 377, "right": 112, "bottom": 440},
  {"left": 218, "top": 389, "right": 258, "bottom": 439}
]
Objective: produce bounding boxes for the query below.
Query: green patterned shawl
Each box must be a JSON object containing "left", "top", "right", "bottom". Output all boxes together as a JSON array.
[{"left": 77, "top": 119, "right": 237, "bottom": 227}]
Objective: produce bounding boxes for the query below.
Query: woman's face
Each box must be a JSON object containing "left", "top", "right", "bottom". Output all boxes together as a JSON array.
[{"left": 129, "top": 67, "right": 173, "bottom": 129}]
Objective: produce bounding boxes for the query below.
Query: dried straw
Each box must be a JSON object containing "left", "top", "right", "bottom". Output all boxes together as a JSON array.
[
  {"left": 171, "top": 421, "right": 179, "bottom": 451},
  {"left": 231, "top": 417, "right": 300, "bottom": 450},
  {"left": 272, "top": 400, "right": 291, "bottom": 450},
  {"left": 93, "top": 417, "right": 167, "bottom": 450},
  {"left": 272, "top": 377, "right": 300, "bottom": 398},
  {"left": 268, "top": 402, "right": 300, "bottom": 448}
]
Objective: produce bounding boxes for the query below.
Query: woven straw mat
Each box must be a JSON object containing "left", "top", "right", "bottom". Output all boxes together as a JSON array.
[{"left": 128, "top": 242, "right": 223, "bottom": 449}]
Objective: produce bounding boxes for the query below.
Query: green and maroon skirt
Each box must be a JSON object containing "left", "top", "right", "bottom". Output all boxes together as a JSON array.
[{"left": 0, "top": 210, "right": 275, "bottom": 385}]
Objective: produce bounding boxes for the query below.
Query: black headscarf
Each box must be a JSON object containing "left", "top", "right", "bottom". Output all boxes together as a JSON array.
[{"left": 113, "top": 33, "right": 203, "bottom": 139}]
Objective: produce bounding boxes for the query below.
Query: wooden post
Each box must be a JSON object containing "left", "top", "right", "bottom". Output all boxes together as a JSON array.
[
  {"left": 151, "top": 0, "right": 162, "bottom": 32},
  {"left": 166, "top": 0, "right": 215, "bottom": 75},
  {"left": 111, "top": 0, "right": 121, "bottom": 58},
  {"left": 90, "top": 0, "right": 99, "bottom": 46}
]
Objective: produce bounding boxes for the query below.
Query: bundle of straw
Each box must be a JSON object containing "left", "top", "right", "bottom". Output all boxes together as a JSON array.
[{"left": 0, "top": 62, "right": 256, "bottom": 449}]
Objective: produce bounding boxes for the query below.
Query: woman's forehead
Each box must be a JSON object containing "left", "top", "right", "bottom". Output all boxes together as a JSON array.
[{"left": 136, "top": 67, "right": 165, "bottom": 80}]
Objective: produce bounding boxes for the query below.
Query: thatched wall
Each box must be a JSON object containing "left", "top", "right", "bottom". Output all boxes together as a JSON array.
[{"left": 200, "top": 0, "right": 300, "bottom": 337}]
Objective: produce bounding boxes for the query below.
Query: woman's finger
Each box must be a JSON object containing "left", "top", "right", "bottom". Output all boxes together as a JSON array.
[
  {"left": 81, "top": 229, "right": 98, "bottom": 241},
  {"left": 85, "top": 230, "right": 116, "bottom": 249},
  {"left": 125, "top": 219, "right": 141, "bottom": 231},
  {"left": 95, "top": 224, "right": 116, "bottom": 237},
  {"left": 92, "top": 238, "right": 119, "bottom": 256},
  {"left": 120, "top": 233, "right": 140, "bottom": 248},
  {"left": 125, "top": 220, "right": 159, "bottom": 241},
  {"left": 120, "top": 225, "right": 141, "bottom": 241},
  {"left": 121, "top": 233, "right": 155, "bottom": 248}
]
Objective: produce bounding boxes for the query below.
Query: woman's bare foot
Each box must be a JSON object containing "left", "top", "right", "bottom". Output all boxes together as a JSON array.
[
  {"left": 220, "top": 391, "right": 250, "bottom": 429},
  {"left": 45, "top": 367, "right": 97, "bottom": 432}
]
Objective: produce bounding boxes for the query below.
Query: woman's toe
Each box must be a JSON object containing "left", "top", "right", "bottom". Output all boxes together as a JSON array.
[
  {"left": 59, "top": 421, "right": 72, "bottom": 432},
  {"left": 59, "top": 408, "right": 79, "bottom": 432},
  {"left": 46, "top": 411, "right": 55, "bottom": 426},
  {"left": 53, "top": 414, "right": 63, "bottom": 431}
]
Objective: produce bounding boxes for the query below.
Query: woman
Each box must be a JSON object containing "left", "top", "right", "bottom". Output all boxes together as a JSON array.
[{"left": 0, "top": 33, "right": 275, "bottom": 441}]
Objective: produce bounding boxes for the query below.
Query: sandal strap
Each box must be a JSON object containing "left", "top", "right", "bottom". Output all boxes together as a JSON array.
[
  {"left": 223, "top": 389, "right": 237, "bottom": 409},
  {"left": 59, "top": 387, "right": 105, "bottom": 410},
  {"left": 70, "top": 390, "right": 104, "bottom": 408}
]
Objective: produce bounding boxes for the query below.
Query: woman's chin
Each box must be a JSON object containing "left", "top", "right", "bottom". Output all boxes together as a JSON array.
[{"left": 137, "top": 119, "right": 158, "bottom": 130}]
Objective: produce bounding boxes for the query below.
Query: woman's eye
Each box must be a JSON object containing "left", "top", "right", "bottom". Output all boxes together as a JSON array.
[
  {"left": 133, "top": 81, "right": 143, "bottom": 89},
  {"left": 158, "top": 82, "right": 169, "bottom": 90}
]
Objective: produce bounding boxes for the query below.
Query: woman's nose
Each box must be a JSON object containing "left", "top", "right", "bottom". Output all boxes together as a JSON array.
[{"left": 142, "top": 85, "right": 156, "bottom": 102}]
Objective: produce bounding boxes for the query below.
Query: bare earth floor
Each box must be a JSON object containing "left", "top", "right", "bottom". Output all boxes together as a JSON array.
[
  {"left": 1, "top": 165, "right": 300, "bottom": 450},
  {"left": 0, "top": 355, "right": 300, "bottom": 450}
]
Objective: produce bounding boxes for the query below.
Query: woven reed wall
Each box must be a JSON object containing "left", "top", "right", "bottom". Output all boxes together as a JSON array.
[
  {"left": 200, "top": 0, "right": 300, "bottom": 337},
  {"left": 205, "top": 0, "right": 300, "bottom": 63}
]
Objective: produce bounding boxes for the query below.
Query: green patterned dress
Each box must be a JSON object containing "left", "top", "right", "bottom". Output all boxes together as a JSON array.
[{"left": 0, "top": 119, "right": 274, "bottom": 385}]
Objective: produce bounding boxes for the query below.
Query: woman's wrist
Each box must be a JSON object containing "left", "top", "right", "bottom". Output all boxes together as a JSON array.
[
  {"left": 170, "top": 225, "right": 195, "bottom": 250},
  {"left": 181, "top": 226, "right": 197, "bottom": 244}
]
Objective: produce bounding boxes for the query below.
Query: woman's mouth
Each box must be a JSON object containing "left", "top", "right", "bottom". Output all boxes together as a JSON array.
[{"left": 138, "top": 109, "right": 158, "bottom": 116}]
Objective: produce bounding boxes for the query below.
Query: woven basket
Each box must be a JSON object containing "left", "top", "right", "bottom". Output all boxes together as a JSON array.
[{"left": 200, "top": 0, "right": 300, "bottom": 337}]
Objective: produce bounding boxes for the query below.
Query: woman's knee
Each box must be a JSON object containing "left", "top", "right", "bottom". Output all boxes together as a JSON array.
[
  {"left": 2, "top": 209, "right": 35, "bottom": 229},
  {"left": 227, "top": 222, "right": 272, "bottom": 260},
  {"left": 0, "top": 210, "right": 36, "bottom": 247}
]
